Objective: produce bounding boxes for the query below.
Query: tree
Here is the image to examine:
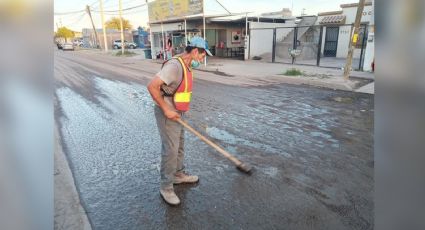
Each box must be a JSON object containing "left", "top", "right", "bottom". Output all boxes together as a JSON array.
[
  {"left": 105, "top": 17, "right": 132, "bottom": 30},
  {"left": 55, "top": 27, "right": 75, "bottom": 42}
]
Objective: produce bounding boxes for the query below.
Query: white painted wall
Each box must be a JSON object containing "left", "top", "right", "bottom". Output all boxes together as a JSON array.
[
  {"left": 336, "top": 25, "right": 352, "bottom": 58},
  {"left": 321, "top": 26, "right": 327, "bottom": 54},
  {"left": 363, "top": 29, "right": 374, "bottom": 71},
  {"left": 249, "top": 22, "right": 291, "bottom": 59},
  {"left": 250, "top": 22, "right": 289, "bottom": 29},
  {"left": 363, "top": 0, "right": 374, "bottom": 71},
  {"left": 342, "top": 5, "right": 373, "bottom": 24},
  {"left": 150, "top": 23, "right": 181, "bottom": 33},
  {"left": 317, "top": 3, "right": 374, "bottom": 61},
  {"left": 249, "top": 28, "right": 274, "bottom": 58}
]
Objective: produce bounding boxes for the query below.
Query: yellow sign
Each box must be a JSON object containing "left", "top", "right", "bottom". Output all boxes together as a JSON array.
[
  {"left": 352, "top": 33, "right": 359, "bottom": 43},
  {"left": 148, "top": 0, "right": 203, "bottom": 23}
]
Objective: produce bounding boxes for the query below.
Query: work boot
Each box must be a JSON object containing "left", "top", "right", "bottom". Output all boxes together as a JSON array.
[
  {"left": 160, "top": 188, "right": 180, "bottom": 205},
  {"left": 174, "top": 171, "right": 199, "bottom": 184}
]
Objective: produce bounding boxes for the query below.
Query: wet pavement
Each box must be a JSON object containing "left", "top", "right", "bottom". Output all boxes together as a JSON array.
[{"left": 55, "top": 50, "right": 374, "bottom": 230}]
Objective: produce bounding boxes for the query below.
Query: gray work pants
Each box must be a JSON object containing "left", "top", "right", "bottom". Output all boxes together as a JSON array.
[{"left": 154, "top": 105, "right": 185, "bottom": 190}]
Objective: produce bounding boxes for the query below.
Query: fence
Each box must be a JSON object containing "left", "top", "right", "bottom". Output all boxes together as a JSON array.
[{"left": 249, "top": 24, "right": 370, "bottom": 71}]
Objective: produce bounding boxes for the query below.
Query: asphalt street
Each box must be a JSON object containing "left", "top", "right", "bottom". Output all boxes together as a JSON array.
[{"left": 54, "top": 49, "right": 374, "bottom": 230}]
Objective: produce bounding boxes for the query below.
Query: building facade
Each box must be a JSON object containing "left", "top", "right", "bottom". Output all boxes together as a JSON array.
[
  {"left": 82, "top": 28, "right": 133, "bottom": 49},
  {"left": 316, "top": 0, "right": 374, "bottom": 71}
]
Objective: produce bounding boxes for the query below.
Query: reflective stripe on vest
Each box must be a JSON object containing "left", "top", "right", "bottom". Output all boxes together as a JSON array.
[{"left": 173, "top": 57, "right": 193, "bottom": 111}]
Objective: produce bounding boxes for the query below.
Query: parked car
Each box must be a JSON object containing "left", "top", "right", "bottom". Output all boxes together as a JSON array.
[
  {"left": 57, "top": 43, "right": 63, "bottom": 50},
  {"left": 62, "top": 43, "right": 74, "bottom": 51},
  {"left": 73, "top": 39, "right": 83, "bottom": 47},
  {"left": 113, "top": 40, "right": 138, "bottom": 49}
]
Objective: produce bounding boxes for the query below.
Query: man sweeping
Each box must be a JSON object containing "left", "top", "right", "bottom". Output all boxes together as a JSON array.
[{"left": 147, "top": 36, "right": 213, "bottom": 205}]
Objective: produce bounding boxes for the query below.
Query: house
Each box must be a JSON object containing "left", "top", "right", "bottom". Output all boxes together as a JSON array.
[
  {"left": 149, "top": 14, "right": 287, "bottom": 60},
  {"left": 316, "top": 0, "right": 374, "bottom": 71},
  {"left": 147, "top": 0, "right": 292, "bottom": 61},
  {"left": 248, "top": 1, "right": 374, "bottom": 71}
]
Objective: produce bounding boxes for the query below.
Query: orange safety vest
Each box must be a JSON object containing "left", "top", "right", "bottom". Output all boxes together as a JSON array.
[{"left": 173, "top": 57, "right": 193, "bottom": 112}]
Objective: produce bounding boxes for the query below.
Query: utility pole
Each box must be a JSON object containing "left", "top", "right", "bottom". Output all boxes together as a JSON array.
[
  {"left": 203, "top": 0, "right": 206, "bottom": 66},
  {"left": 147, "top": 0, "right": 154, "bottom": 59},
  {"left": 99, "top": 0, "right": 108, "bottom": 52},
  {"left": 343, "top": 0, "right": 366, "bottom": 80},
  {"left": 119, "top": 0, "right": 125, "bottom": 55},
  {"left": 86, "top": 5, "right": 100, "bottom": 49}
]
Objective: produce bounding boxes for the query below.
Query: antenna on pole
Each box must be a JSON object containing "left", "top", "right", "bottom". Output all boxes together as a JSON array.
[
  {"left": 291, "top": 0, "right": 294, "bottom": 15},
  {"left": 215, "top": 0, "right": 231, "bottom": 15}
]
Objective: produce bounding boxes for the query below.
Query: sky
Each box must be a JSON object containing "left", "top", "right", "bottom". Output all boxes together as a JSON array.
[{"left": 54, "top": 0, "right": 355, "bottom": 32}]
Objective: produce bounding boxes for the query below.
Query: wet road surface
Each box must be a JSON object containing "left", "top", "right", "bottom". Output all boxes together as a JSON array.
[{"left": 55, "top": 50, "right": 374, "bottom": 230}]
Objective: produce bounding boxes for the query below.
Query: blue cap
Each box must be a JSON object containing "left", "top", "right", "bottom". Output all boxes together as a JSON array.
[{"left": 189, "top": 36, "right": 213, "bottom": 56}]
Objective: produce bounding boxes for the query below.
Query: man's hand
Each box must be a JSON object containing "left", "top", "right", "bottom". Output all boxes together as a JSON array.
[
  {"left": 148, "top": 76, "right": 179, "bottom": 121},
  {"left": 164, "top": 109, "right": 180, "bottom": 121}
]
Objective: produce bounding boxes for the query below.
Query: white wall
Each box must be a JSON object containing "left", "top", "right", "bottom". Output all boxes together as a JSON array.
[
  {"left": 249, "top": 28, "right": 274, "bottom": 58},
  {"left": 317, "top": 3, "right": 374, "bottom": 59},
  {"left": 150, "top": 23, "right": 181, "bottom": 33},
  {"left": 363, "top": 0, "right": 374, "bottom": 71},
  {"left": 338, "top": 4, "right": 374, "bottom": 58},
  {"left": 321, "top": 27, "right": 327, "bottom": 54},
  {"left": 249, "top": 22, "right": 291, "bottom": 59},
  {"left": 342, "top": 5, "right": 374, "bottom": 24},
  {"left": 336, "top": 25, "right": 352, "bottom": 58},
  {"left": 196, "top": 23, "right": 245, "bottom": 48},
  {"left": 225, "top": 30, "right": 243, "bottom": 48},
  {"left": 276, "top": 27, "right": 293, "bottom": 42},
  {"left": 250, "top": 22, "right": 288, "bottom": 29}
]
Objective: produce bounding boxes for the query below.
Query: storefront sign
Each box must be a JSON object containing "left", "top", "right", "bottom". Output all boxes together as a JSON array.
[
  {"left": 231, "top": 31, "right": 241, "bottom": 44},
  {"left": 148, "top": 0, "right": 203, "bottom": 23}
]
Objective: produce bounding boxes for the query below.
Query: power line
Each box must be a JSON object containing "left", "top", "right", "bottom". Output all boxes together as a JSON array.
[
  {"left": 60, "top": 12, "right": 87, "bottom": 29},
  {"left": 102, "top": 0, "right": 137, "bottom": 9},
  {"left": 100, "top": 8, "right": 148, "bottom": 16},
  {"left": 54, "top": 0, "right": 99, "bottom": 15},
  {"left": 54, "top": 11, "right": 86, "bottom": 27},
  {"left": 54, "top": 9, "right": 85, "bottom": 15},
  {"left": 55, "top": 0, "right": 147, "bottom": 31},
  {"left": 92, "top": 3, "right": 146, "bottom": 13}
]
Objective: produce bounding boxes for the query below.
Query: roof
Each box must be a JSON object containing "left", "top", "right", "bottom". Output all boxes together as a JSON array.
[
  {"left": 319, "top": 15, "right": 346, "bottom": 24},
  {"left": 209, "top": 15, "right": 286, "bottom": 23},
  {"left": 149, "top": 13, "right": 287, "bottom": 25},
  {"left": 340, "top": 1, "right": 373, "bottom": 8},
  {"left": 318, "top": 11, "right": 343, "bottom": 16}
]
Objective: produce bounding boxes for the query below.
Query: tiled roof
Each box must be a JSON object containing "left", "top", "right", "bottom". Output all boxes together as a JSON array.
[
  {"left": 341, "top": 1, "right": 373, "bottom": 8},
  {"left": 318, "top": 11, "right": 343, "bottom": 16},
  {"left": 319, "top": 15, "right": 346, "bottom": 24}
]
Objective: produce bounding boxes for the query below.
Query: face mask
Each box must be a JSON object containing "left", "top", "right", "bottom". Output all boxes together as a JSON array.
[{"left": 191, "top": 60, "right": 201, "bottom": 68}]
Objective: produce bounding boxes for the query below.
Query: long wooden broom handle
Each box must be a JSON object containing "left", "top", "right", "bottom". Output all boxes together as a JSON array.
[{"left": 177, "top": 119, "right": 243, "bottom": 166}]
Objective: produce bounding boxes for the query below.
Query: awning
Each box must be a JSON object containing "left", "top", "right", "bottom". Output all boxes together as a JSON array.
[{"left": 319, "top": 15, "right": 346, "bottom": 24}]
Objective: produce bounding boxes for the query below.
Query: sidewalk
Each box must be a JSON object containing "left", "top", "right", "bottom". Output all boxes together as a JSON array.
[
  {"left": 76, "top": 49, "right": 375, "bottom": 94},
  {"left": 355, "top": 82, "right": 375, "bottom": 94},
  {"left": 196, "top": 58, "right": 375, "bottom": 93},
  {"left": 148, "top": 56, "right": 374, "bottom": 93}
]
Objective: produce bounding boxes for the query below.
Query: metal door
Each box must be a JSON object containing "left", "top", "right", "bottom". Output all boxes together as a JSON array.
[{"left": 324, "top": 27, "right": 339, "bottom": 57}]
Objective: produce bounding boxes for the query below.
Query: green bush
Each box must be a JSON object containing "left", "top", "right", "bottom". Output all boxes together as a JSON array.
[{"left": 283, "top": 68, "right": 303, "bottom": 76}]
